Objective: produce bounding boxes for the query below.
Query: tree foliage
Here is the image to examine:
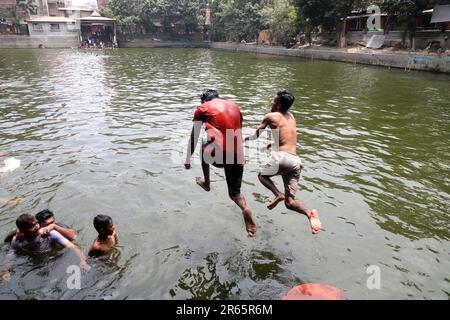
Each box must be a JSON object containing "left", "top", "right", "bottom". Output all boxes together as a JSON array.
[
  {"left": 210, "top": 0, "right": 265, "bottom": 42},
  {"left": 99, "top": 0, "right": 444, "bottom": 44},
  {"left": 261, "top": 0, "right": 297, "bottom": 45},
  {"left": 18, "top": 0, "right": 37, "bottom": 18},
  {"left": 102, "top": 0, "right": 206, "bottom": 35}
]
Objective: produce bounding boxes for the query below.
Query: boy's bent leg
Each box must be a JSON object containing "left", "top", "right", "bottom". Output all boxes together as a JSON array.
[
  {"left": 225, "top": 165, "right": 257, "bottom": 237},
  {"left": 258, "top": 173, "right": 285, "bottom": 210},
  {"left": 285, "top": 196, "right": 321, "bottom": 234},
  {"left": 259, "top": 153, "right": 285, "bottom": 209},
  {"left": 196, "top": 156, "right": 211, "bottom": 192},
  {"left": 283, "top": 174, "right": 321, "bottom": 234}
]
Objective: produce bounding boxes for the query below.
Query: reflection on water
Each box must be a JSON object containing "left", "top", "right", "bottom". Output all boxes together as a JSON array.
[{"left": 0, "top": 48, "right": 449, "bottom": 299}]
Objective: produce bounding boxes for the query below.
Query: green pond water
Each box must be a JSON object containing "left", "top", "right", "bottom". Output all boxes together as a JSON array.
[{"left": 0, "top": 48, "right": 448, "bottom": 299}]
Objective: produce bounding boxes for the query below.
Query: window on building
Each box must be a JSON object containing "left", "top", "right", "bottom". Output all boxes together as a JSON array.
[
  {"left": 33, "top": 24, "right": 43, "bottom": 31},
  {"left": 50, "top": 24, "right": 61, "bottom": 32}
]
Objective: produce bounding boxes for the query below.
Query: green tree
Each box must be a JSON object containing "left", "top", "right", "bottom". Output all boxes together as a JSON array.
[
  {"left": 10, "top": 6, "right": 24, "bottom": 34},
  {"left": 211, "top": 0, "right": 265, "bottom": 42},
  {"left": 139, "top": 0, "right": 205, "bottom": 34},
  {"left": 261, "top": 0, "right": 297, "bottom": 45},
  {"left": 178, "top": 0, "right": 205, "bottom": 34},
  {"left": 380, "top": 0, "right": 429, "bottom": 47},
  {"left": 18, "top": 0, "right": 37, "bottom": 18},
  {"left": 100, "top": 0, "right": 138, "bottom": 34}
]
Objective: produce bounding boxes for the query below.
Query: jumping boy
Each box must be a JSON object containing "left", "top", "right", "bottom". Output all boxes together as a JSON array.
[{"left": 245, "top": 90, "right": 321, "bottom": 234}]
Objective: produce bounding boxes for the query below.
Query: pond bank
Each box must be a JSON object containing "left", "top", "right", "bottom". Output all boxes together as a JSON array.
[
  {"left": 2, "top": 36, "right": 449, "bottom": 73},
  {"left": 118, "top": 39, "right": 450, "bottom": 73},
  {"left": 209, "top": 42, "right": 450, "bottom": 73}
]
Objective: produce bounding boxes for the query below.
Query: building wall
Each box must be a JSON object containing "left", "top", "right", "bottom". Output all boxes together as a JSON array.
[
  {"left": 344, "top": 31, "right": 450, "bottom": 49},
  {"left": 0, "top": 34, "right": 79, "bottom": 47},
  {"left": 28, "top": 21, "right": 79, "bottom": 36},
  {"left": 0, "top": 0, "right": 27, "bottom": 19},
  {"left": 35, "top": 0, "right": 70, "bottom": 17}
]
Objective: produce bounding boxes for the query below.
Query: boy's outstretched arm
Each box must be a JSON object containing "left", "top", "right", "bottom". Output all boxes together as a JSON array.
[
  {"left": 245, "top": 115, "right": 271, "bottom": 142},
  {"left": 54, "top": 224, "right": 77, "bottom": 241},
  {"left": 64, "top": 242, "right": 89, "bottom": 271}
]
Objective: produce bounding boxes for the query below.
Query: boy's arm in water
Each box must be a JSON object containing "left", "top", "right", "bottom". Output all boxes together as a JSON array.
[
  {"left": 245, "top": 114, "right": 272, "bottom": 142},
  {"left": 63, "top": 241, "right": 89, "bottom": 271},
  {"left": 47, "top": 230, "right": 88, "bottom": 271},
  {"left": 0, "top": 251, "right": 15, "bottom": 283},
  {"left": 0, "top": 196, "right": 23, "bottom": 205},
  {"left": 185, "top": 120, "right": 203, "bottom": 169},
  {"left": 4, "top": 229, "right": 17, "bottom": 243}
]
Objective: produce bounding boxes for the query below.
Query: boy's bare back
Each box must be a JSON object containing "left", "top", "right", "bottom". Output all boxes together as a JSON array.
[{"left": 265, "top": 111, "right": 297, "bottom": 155}]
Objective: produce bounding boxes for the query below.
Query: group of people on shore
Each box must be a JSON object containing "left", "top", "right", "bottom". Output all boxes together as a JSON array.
[{"left": 185, "top": 89, "right": 321, "bottom": 238}]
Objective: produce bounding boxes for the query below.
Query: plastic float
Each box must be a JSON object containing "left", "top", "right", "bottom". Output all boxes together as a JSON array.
[{"left": 282, "top": 283, "right": 346, "bottom": 300}]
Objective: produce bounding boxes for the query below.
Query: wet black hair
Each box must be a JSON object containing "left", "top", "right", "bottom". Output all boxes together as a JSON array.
[
  {"left": 35, "top": 209, "right": 54, "bottom": 223},
  {"left": 275, "top": 90, "right": 295, "bottom": 112},
  {"left": 200, "top": 89, "right": 219, "bottom": 103},
  {"left": 16, "top": 213, "right": 36, "bottom": 229},
  {"left": 93, "top": 214, "right": 113, "bottom": 232}
]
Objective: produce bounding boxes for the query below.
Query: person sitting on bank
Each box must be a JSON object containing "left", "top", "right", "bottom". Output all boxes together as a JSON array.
[
  {"left": 9, "top": 213, "right": 88, "bottom": 269},
  {"left": 4, "top": 209, "right": 77, "bottom": 243},
  {"left": 88, "top": 214, "right": 118, "bottom": 257}
]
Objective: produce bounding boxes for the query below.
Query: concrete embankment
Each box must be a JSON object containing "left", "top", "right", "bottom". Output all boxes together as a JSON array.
[
  {"left": 0, "top": 35, "right": 79, "bottom": 49},
  {"left": 118, "top": 39, "right": 450, "bottom": 73},
  {"left": 2, "top": 36, "right": 449, "bottom": 73},
  {"left": 209, "top": 42, "right": 450, "bottom": 73}
]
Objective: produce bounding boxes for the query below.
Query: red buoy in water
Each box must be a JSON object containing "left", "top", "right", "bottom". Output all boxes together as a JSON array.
[{"left": 282, "top": 283, "right": 346, "bottom": 300}]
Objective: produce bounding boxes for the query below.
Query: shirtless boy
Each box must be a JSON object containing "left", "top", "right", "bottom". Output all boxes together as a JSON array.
[
  {"left": 88, "top": 215, "right": 118, "bottom": 257},
  {"left": 245, "top": 90, "right": 321, "bottom": 234}
]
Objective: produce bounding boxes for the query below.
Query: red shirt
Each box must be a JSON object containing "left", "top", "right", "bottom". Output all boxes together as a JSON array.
[{"left": 193, "top": 99, "right": 244, "bottom": 164}]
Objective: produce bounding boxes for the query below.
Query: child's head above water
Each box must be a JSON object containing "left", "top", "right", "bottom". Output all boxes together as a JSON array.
[
  {"left": 16, "top": 213, "right": 40, "bottom": 237},
  {"left": 35, "top": 209, "right": 55, "bottom": 227},
  {"left": 93, "top": 214, "right": 115, "bottom": 237}
]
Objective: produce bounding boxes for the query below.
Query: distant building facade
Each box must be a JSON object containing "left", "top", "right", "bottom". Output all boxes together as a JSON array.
[{"left": 0, "top": 0, "right": 28, "bottom": 19}]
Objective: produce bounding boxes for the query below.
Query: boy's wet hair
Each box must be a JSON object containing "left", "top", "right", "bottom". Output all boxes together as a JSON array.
[
  {"left": 35, "top": 209, "right": 54, "bottom": 223},
  {"left": 93, "top": 214, "right": 113, "bottom": 232},
  {"left": 200, "top": 89, "right": 219, "bottom": 103},
  {"left": 16, "top": 213, "right": 36, "bottom": 229},
  {"left": 275, "top": 90, "right": 295, "bottom": 112}
]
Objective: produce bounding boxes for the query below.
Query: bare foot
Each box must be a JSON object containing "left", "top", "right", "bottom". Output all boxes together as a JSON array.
[
  {"left": 267, "top": 194, "right": 285, "bottom": 210},
  {"left": 195, "top": 177, "right": 210, "bottom": 191},
  {"left": 309, "top": 209, "right": 321, "bottom": 234},
  {"left": 243, "top": 208, "right": 257, "bottom": 237}
]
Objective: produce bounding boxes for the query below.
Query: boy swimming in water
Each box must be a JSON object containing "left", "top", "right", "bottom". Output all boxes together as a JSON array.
[
  {"left": 245, "top": 90, "right": 321, "bottom": 234},
  {"left": 88, "top": 214, "right": 118, "bottom": 257},
  {"left": 4, "top": 209, "right": 77, "bottom": 243}
]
